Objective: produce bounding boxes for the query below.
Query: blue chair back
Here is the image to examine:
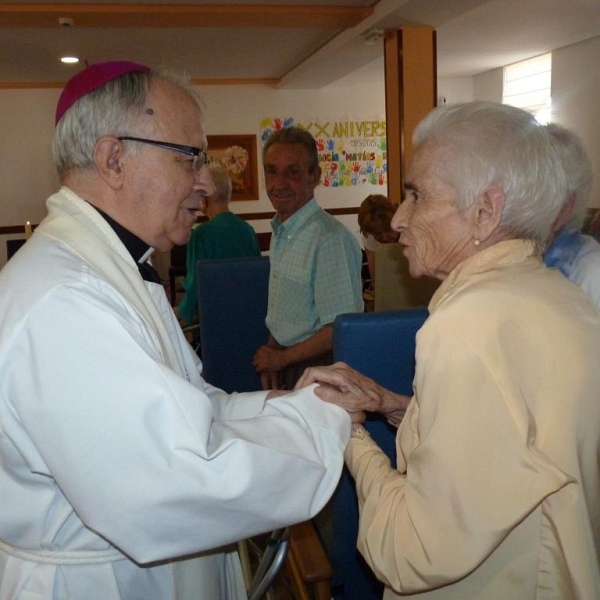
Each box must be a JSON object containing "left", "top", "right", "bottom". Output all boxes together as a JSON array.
[
  {"left": 330, "top": 308, "right": 428, "bottom": 600},
  {"left": 196, "top": 256, "right": 270, "bottom": 393}
]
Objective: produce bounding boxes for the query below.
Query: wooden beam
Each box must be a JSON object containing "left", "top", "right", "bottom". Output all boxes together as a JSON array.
[
  {"left": 0, "top": 77, "right": 281, "bottom": 89},
  {"left": 0, "top": 3, "right": 373, "bottom": 28},
  {"left": 384, "top": 31, "right": 401, "bottom": 205},
  {"left": 190, "top": 77, "right": 280, "bottom": 87},
  {"left": 384, "top": 27, "right": 437, "bottom": 205}
]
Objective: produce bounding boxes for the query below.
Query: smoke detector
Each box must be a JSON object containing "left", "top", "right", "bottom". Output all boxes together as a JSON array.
[{"left": 362, "top": 28, "right": 385, "bottom": 45}]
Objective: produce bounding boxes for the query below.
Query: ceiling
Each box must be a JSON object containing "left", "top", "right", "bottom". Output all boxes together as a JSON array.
[{"left": 1, "top": 0, "right": 599, "bottom": 89}]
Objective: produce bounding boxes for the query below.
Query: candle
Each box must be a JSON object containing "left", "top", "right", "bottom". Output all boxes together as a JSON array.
[{"left": 25, "top": 221, "right": 32, "bottom": 239}]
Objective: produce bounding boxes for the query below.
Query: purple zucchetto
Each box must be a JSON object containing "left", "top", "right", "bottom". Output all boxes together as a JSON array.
[{"left": 55, "top": 60, "right": 150, "bottom": 125}]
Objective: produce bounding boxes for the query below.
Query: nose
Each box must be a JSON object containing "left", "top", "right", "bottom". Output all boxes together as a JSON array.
[
  {"left": 266, "top": 171, "right": 290, "bottom": 189},
  {"left": 194, "top": 163, "right": 216, "bottom": 196},
  {"left": 391, "top": 201, "right": 411, "bottom": 232}
]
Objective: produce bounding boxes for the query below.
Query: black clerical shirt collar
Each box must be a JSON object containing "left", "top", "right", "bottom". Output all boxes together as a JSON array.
[{"left": 94, "top": 207, "right": 161, "bottom": 284}]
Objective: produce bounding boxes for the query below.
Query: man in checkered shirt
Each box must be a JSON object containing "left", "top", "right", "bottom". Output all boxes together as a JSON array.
[{"left": 253, "top": 126, "right": 364, "bottom": 390}]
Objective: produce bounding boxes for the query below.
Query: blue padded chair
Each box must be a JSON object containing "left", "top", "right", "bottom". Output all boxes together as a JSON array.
[
  {"left": 196, "top": 255, "right": 335, "bottom": 598},
  {"left": 330, "top": 308, "right": 429, "bottom": 600},
  {"left": 196, "top": 256, "right": 270, "bottom": 393}
]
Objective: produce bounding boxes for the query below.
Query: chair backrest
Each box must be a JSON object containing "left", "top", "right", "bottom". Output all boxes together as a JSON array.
[
  {"left": 330, "top": 308, "right": 428, "bottom": 600},
  {"left": 196, "top": 256, "right": 270, "bottom": 393},
  {"left": 374, "top": 243, "right": 439, "bottom": 311}
]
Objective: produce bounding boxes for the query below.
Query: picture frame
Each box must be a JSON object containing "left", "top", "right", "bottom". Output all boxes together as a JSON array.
[{"left": 206, "top": 134, "right": 259, "bottom": 201}]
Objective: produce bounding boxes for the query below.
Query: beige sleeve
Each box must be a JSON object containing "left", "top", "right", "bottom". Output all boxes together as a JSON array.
[{"left": 345, "top": 322, "right": 573, "bottom": 594}]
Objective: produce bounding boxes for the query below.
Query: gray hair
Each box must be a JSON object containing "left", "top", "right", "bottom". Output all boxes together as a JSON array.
[
  {"left": 262, "top": 126, "right": 320, "bottom": 173},
  {"left": 412, "top": 101, "right": 568, "bottom": 242},
  {"left": 52, "top": 69, "right": 204, "bottom": 180},
  {"left": 208, "top": 165, "right": 232, "bottom": 204},
  {"left": 545, "top": 123, "right": 593, "bottom": 229}
]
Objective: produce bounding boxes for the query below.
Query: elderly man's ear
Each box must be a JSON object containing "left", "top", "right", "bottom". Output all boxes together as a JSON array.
[
  {"left": 474, "top": 186, "right": 505, "bottom": 242},
  {"left": 94, "top": 137, "right": 126, "bottom": 190}
]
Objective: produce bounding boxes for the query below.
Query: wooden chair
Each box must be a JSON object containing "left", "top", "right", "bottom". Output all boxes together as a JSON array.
[{"left": 284, "top": 520, "right": 333, "bottom": 600}]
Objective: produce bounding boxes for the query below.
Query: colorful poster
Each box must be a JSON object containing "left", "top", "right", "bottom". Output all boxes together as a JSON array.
[{"left": 260, "top": 117, "right": 387, "bottom": 187}]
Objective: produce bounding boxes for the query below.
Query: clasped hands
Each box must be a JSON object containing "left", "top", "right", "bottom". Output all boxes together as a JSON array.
[{"left": 294, "top": 361, "right": 411, "bottom": 428}]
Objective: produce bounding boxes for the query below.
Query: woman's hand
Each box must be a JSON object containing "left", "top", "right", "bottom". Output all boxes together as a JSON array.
[
  {"left": 296, "top": 362, "right": 385, "bottom": 412},
  {"left": 296, "top": 361, "right": 412, "bottom": 423}
]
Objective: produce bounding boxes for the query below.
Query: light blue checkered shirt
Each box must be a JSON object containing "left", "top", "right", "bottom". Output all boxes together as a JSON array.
[{"left": 267, "top": 198, "right": 363, "bottom": 346}]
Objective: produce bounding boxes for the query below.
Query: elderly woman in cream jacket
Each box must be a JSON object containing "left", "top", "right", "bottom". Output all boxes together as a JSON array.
[{"left": 298, "top": 101, "right": 600, "bottom": 599}]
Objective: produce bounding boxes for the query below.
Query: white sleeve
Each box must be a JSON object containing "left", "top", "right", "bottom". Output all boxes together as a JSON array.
[
  {"left": 5, "top": 284, "right": 350, "bottom": 564},
  {"left": 200, "top": 379, "right": 269, "bottom": 421}
]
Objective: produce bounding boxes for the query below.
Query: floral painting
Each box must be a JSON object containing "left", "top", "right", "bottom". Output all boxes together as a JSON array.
[{"left": 207, "top": 135, "right": 259, "bottom": 200}]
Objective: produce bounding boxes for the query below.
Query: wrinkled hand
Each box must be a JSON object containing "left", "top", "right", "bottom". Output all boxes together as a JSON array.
[
  {"left": 253, "top": 345, "right": 286, "bottom": 373},
  {"left": 295, "top": 361, "right": 385, "bottom": 413}
]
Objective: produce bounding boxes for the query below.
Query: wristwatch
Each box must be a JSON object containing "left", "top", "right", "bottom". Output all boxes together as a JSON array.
[{"left": 350, "top": 426, "right": 368, "bottom": 440}]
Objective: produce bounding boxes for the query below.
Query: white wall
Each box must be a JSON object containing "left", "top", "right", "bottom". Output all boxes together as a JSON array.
[
  {"left": 2, "top": 32, "right": 599, "bottom": 269},
  {"left": 0, "top": 89, "right": 60, "bottom": 226},
  {"left": 437, "top": 77, "right": 474, "bottom": 105},
  {"left": 472, "top": 67, "right": 503, "bottom": 102},
  {"left": 199, "top": 80, "right": 387, "bottom": 238},
  {"left": 471, "top": 35, "right": 600, "bottom": 207},
  {"left": 551, "top": 36, "right": 600, "bottom": 207},
  {"left": 0, "top": 77, "right": 386, "bottom": 268}
]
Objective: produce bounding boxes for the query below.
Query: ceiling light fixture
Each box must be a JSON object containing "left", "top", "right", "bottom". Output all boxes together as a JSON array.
[{"left": 60, "top": 56, "right": 80, "bottom": 64}]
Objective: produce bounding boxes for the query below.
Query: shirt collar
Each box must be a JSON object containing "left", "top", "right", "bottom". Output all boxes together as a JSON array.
[
  {"left": 271, "top": 197, "right": 319, "bottom": 236},
  {"left": 94, "top": 207, "right": 155, "bottom": 264},
  {"left": 93, "top": 207, "right": 161, "bottom": 284},
  {"left": 429, "top": 239, "right": 541, "bottom": 312}
]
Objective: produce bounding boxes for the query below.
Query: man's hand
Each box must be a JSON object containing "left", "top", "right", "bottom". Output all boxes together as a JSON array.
[
  {"left": 253, "top": 345, "right": 287, "bottom": 373},
  {"left": 261, "top": 371, "right": 280, "bottom": 391}
]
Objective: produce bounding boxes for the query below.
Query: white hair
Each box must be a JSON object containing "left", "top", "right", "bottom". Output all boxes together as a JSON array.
[
  {"left": 545, "top": 123, "right": 593, "bottom": 229},
  {"left": 413, "top": 101, "right": 568, "bottom": 242},
  {"left": 208, "top": 165, "right": 232, "bottom": 205}
]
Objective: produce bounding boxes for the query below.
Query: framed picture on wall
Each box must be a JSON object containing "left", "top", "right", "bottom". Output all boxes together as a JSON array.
[{"left": 206, "top": 134, "right": 259, "bottom": 201}]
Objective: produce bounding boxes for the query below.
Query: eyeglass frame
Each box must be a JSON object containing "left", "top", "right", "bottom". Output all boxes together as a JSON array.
[{"left": 117, "top": 136, "right": 210, "bottom": 172}]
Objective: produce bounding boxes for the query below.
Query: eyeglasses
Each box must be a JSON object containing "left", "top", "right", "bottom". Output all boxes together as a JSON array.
[{"left": 118, "top": 136, "right": 210, "bottom": 172}]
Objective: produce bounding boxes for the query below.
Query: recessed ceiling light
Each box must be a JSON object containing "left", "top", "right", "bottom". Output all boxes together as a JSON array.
[{"left": 60, "top": 56, "right": 80, "bottom": 64}]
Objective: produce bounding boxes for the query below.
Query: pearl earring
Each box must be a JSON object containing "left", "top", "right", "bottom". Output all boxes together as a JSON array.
[{"left": 474, "top": 239, "right": 481, "bottom": 246}]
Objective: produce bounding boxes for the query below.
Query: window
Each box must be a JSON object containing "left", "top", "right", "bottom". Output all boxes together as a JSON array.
[{"left": 503, "top": 53, "right": 552, "bottom": 124}]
